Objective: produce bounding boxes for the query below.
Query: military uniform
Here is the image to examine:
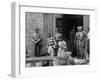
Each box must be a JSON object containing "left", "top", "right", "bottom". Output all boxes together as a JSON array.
[{"left": 75, "top": 30, "right": 87, "bottom": 59}]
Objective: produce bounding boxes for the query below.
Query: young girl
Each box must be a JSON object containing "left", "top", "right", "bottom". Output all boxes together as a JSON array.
[{"left": 57, "top": 37, "right": 68, "bottom": 58}]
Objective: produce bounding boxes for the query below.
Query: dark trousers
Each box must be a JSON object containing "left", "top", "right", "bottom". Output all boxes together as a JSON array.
[
  {"left": 34, "top": 42, "right": 41, "bottom": 57},
  {"left": 54, "top": 47, "right": 58, "bottom": 56}
]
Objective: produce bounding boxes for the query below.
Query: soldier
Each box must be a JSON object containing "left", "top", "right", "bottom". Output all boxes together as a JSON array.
[
  {"left": 74, "top": 26, "right": 87, "bottom": 59},
  {"left": 85, "top": 27, "right": 90, "bottom": 60},
  {"left": 70, "top": 26, "right": 76, "bottom": 56}
]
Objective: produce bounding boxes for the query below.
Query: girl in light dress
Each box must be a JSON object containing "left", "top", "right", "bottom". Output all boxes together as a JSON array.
[{"left": 57, "top": 37, "right": 68, "bottom": 58}]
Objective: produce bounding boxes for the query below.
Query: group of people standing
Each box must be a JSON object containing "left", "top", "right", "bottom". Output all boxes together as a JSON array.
[{"left": 32, "top": 26, "right": 90, "bottom": 60}]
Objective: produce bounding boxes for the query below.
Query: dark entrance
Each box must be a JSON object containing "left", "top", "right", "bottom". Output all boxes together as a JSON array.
[
  {"left": 56, "top": 14, "right": 83, "bottom": 57},
  {"left": 62, "top": 14, "right": 83, "bottom": 40}
]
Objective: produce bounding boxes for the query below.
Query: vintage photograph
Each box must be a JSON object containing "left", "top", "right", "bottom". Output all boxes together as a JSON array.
[{"left": 25, "top": 12, "right": 90, "bottom": 67}]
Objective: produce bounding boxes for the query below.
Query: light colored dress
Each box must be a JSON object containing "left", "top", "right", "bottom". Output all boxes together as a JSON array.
[{"left": 57, "top": 40, "right": 67, "bottom": 57}]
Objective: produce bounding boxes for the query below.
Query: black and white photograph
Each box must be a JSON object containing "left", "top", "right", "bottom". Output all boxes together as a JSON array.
[
  {"left": 10, "top": 1, "right": 99, "bottom": 78},
  {"left": 25, "top": 12, "right": 90, "bottom": 67}
]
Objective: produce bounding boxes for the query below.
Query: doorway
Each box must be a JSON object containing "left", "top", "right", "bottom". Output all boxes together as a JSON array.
[
  {"left": 56, "top": 14, "right": 83, "bottom": 57},
  {"left": 62, "top": 14, "right": 83, "bottom": 40}
]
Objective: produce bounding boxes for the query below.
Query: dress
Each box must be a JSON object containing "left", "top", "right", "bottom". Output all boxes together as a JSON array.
[{"left": 57, "top": 40, "right": 67, "bottom": 57}]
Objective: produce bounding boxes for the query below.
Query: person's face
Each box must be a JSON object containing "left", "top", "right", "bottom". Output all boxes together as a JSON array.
[
  {"left": 59, "top": 37, "right": 63, "bottom": 41},
  {"left": 77, "top": 26, "right": 82, "bottom": 32},
  {"left": 48, "top": 34, "right": 51, "bottom": 38},
  {"left": 72, "top": 26, "right": 75, "bottom": 29},
  {"left": 78, "top": 28, "right": 82, "bottom": 32},
  {"left": 86, "top": 28, "right": 89, "bottom": 33},
  {"left": 35, "top": 30, "right": 38, "bottom": 33}
]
